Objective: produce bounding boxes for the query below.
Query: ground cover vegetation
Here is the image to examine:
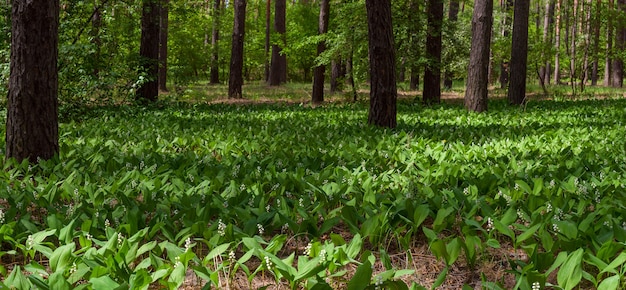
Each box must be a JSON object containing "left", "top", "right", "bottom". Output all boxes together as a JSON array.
[
  {"left": 2, "top": 93, "right": 626, "bottom": 289},
  {"left": 3, "top": 0, "right": 626, "bottom": 289}
]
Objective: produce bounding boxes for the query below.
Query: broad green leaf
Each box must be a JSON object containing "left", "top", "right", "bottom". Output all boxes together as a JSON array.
[
  {"left": 90, "top": 276, "right": 121, "bottom": 289},
  {"left": 600, "top": 252, "right": 626, "bottom": 274},
  {"left": 50, "top": 243, "right": 76, "bottom": 272},
  {"left": 557, "top": 249, "right": 584, "bottom": 290},
  {"left": 597, "top": 275, "right": 620, "bottom": 290},
  {"left": 347, "top": 260, "right": 372, "bottom": 290}
]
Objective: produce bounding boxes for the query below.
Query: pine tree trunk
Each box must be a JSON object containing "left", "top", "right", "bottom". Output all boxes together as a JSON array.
[
  {"left": 612, "top": 0, "right": 625, "bottom": 87},
  {"left": 507, "top": 0, "right": 530, "bottom": 105},
  {"left": 423, "top": 0, "right": 443, "bottom": 104},
  {"left": 499, "top": 0, "right": 513, "bottom": 89},
  {"left": 330, "top": 58, "right": 342, "bottom": 93},
  {"left": 159, "top": 0, "right": 169, "bottom": 91},
  {"left": 464, "top": 0, "right": 492, "bottom": 113},
  {"left": 228, "top": 0, "right": 246, "bottom": 98},
  {"left": 6, "top": 0, "right": 60, "bottom": 162},
  {"left": 137, "top": 0, "right": 160, "bottom": 102},
  {"left": 366, "top": 0, "right": 396, "bottom": 128},
  {"left": 312, "top": 0, "right": 329, "bottom": 104},
  {"left": 443, "top": 0, "right": 460, "bottom": 90},
  {"left": 591, "top": 0, "right": 601, "bottom": 85},
  {"left": 210, "top": 0, "right": 220, "bottom": 84},
  {"left": 554, "top": 0, "right": 562, "bottom": 84},
  {"left": 269, "top": 0, "right": 286, "bottom": 86},
  {"left": 540, "top": 0, "right": 554, "bottom": 85},
  {"left": 605, "top": 0, "right": 614, "bottom": 86}
]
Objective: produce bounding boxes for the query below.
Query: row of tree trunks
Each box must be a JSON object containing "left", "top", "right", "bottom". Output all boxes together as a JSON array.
[
  {"left": 6, "top": 0, "right": 60, "bottom": 162},
  {"left": 228, "top": 0, "right": 246, "bottom": 98},
  {"left": 311, "top": 0, "right": 329, "bottom": 104},
  {"left": 443, "top": 0, "right": 460, "bottom": 90}
]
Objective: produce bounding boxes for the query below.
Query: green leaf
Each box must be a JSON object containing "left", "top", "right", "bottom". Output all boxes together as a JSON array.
[
  {"left": 600, "top": 252, "right": 626, "bottom": 274},
  {"left": 90, "top": 276, "right": 121, "bottom": 289},
  {"left": 597, "top": 275, "right": 620, "bottom": 290},
  {"left": 294, "top": 257, "right": 324, "bottom": 281},
  {"left": 557, "top": 249, "right": 583, "bottom": 290},
  {"left": 515, "top": 224, "right": 541, "bottom": 246},
  {"left": 346, "top": 233, "right": 363, "bottom": 259},
  {"left": 5, "top": 266, "right": 31, "bottom": 290},
  {"left": 205, "top": 243, "right": 231, "bottom": 262},
  {"left": 49, "top": 272, "right": 71, "bottom": 290},
  {"left": 50, "top": 243, "right": 76, "bottom": 273},
  {"left": 445, "top": 238, "right": 462, "bottom": 266},
  {"left": 347, "top": 260, "right": 372, "bottom": 290},
  {"left": 431, "top": 267, "right": 448, "bottom": 289}
]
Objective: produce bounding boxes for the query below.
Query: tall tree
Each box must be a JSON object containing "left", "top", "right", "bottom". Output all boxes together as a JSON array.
[
  {"left": 612, "top": 0, "right": 625, "bottom": 87},
  {"left": 591, "top": 0, "right": 601, "bottom": 85},
  {"left": 159, "top": 0, "right": 169, "bottom": 91},
  {"left": 366, "top": 0, "right": 397, "bottom": 128},
  {"left": 605, "top": 0, "right": 614, "bottom": 86},
  {"left": 508, "top": 0, "right": 530, "bottom": 105},
  {"left": 269, "top": 0, "right": 286, "bottom": 85},
  {"left": 408, "top": 0, "right": 420, "bottom": 91},
  {"left": 554, "top": 0, "right": 562, "bottom": 84},
  {"left": 137, "top": 0, "right": 161, "bottom": 102},
  {"left": 6, "top": 0, "right": 59, "bottom": 162},
  {"left": 265, "top": 0, "right": 271, "bottom": 82},
  {"left": 423, "top": 0, "right": 443, "bottom": 104},
  {"left": 91, "top": 0, "right": 103, "bottom": 77},
  {"left": 312, "top": 0, "right": 330, "bottom": 104},
  {"left": 210, "top": 0, "right": 220, "bottom": 84},
  {"left": 443, "top": 0, "right": 460, "bottom": 90},
  {"left": 228, "top": 0, "right": 246, "bottom": 98},
  {"left": 464, "top": 0, "right": 493, "bottom": 112},
  {"left": 499, "top": 0, "right": 513, "bottom": 89},
  {"left": 539, "top": 0, "right": 554, "bottom": 85}
]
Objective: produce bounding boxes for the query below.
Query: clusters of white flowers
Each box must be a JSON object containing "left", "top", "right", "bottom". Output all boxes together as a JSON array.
[
  {"left": 26, "top": 235, "right": 34, "bottom": 250},
  {"left": 264, "top": 256, "right": 273, "bottom": 269},
  {"left": 217, "top": 219, "right": 226, "bottom": 236},
  {"left": 117, "top": 233, "right": 124, "bottom": 245},
  {"left": 319, "top": 249, "right": 327, "bottom": 263},
  {"left": 184, "top": 237, "right": 193, "bottom": 252},
  {"left": 486, "top": 217, "right": 494, "bottom": 232},
  {"left": 257, "top": 224, "right": 265, "bottom": 235},
  {"left": 532, "top": 281, "right": 541, "bottom": 290},
  {"left": 228, "top": 251, "right": 236, "bottom": 264},
  {"left": 304, "top": 243, "right": 313, "bottom": 256},
  {"left": 0, "top": 208, "right": 5, "bottom": 224}
]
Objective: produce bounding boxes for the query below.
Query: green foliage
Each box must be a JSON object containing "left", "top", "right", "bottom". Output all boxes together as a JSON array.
[{"left": 2, "top": 97, "right": 626, "bottom": 287}]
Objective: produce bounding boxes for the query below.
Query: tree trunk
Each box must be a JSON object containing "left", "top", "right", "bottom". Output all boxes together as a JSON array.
[
  {"left": 6, "top": 0, "right": 59, "bottom": 162},
  {"left": 264, "top": 0, "right": 270, "bottom": 82},
  {"left": 312, "top": 0, "right": 329, "bottom": 104},
  {"left": 464, "top": 0, "right": 492, "bottom": 113},
  {"left": 269, "top": 0, "right": 286, "bottom": 85},
  {"left": 137, "top": 0, "right": 160, "bottom": 102},
  {"left": 366, "top": 0, "right": 396, "bottom": 128},
  {"left": 91, "top": 0, "right": 102, "bottom": 77},
  {"left": 443, "top": 0, "right": 460, "bottom": 90},
  {"left": 499, "top": 0, "right": 513, "bottom": 89},
  {"left": 540, "top": 0, "right": 554, "bottom": 85},
  {"left": 423, "top": 0, "right": 443, "bottom": 105},
  {"left": 228, "top": 0, "right": 246, "bottom": 98},
  {"left": 612, "top": 0, "right": 625, "bottom": 87},
  {"left": 507, "top": 0, "right": 530, "bottom": 105},
  {"left": 569, "top": 0, "right": 578, "bottom": 91},
  {"left": 210, "top": 0, "right": 220, "bottom": 84},
  {"left": 330, "top": 58, "right": 342, "bottom": 93},
  {"left": 159, "top": 0, "right": 169, "bottom": 91},
  {"left": 554, "top": 0, "right": 562, "bottom": 84},
  {"left": 591, "top": 0, "right": 601, "bottom": 85},
  {"left": 605, "top": 0, "right": 614, "bottom": 86}
]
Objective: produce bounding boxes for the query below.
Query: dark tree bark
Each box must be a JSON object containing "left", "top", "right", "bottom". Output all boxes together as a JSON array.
[
  {"left": 159, "top": 0, "right": 169, "bottom": 91},
  {"left": 422, "top": 0, "right": 443, "bottom": 105},
  {"left": 6, "top": 0, "right": 59, "bottom": 162},
  {"left": 366, "top": 0, "right": 397, "bottom": 128},
  {"left": 410, "top": 71, "right": 419, "bottom": 90},
  {"left": 464, "top": 0, "right": 492, "bottom": 113},
  {"left": 137, "top": 0, "right": 160, "bottom": 102},
  {"left": 210, "top": 0, "right": 220, "bottom": 84},
  {"left": 264, "top": 0, "right": 270, "bottom": 82},
  {"left": 312, "top": 0, "right": 329, "bottom": 104},
  {"left": 228, "top": 0, "right": 246, "bottom": 98},
  {"left": 330, "top": 58, "right": 342, "bottom": 93},
  {"left": 443, "top": 0, "right": 460, "bottom": 90},
  {"left": 507, "top": 0, "right": 530, "bottom": 105},
  {"left": 269, "top": 0, "right": 286, "bottom": 85},
  {"left": 612, "top": 0, "right": 625, "bottom": 87},
  {"left": 408, "top": 0, "right": 420, "bottom": 91}
]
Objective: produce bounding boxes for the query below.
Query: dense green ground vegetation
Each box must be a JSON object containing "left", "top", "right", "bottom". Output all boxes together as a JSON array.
[{"left": 2, "top": 90, "right": 626, "bottom": 289}]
